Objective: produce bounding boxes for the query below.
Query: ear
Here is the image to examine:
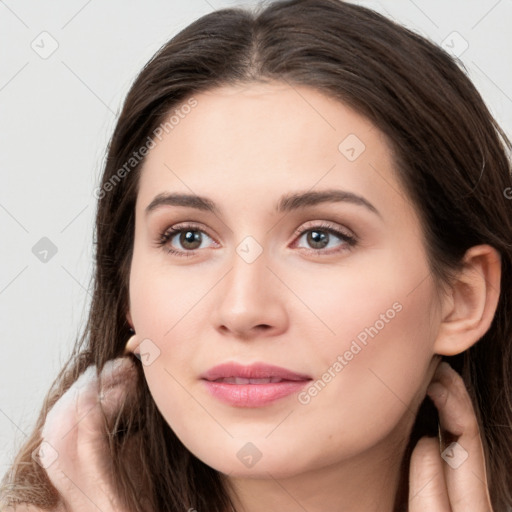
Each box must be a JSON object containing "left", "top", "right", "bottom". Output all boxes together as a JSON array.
[
  {"left": 124, "top": 333, "right": 140, "bottom": 355},
  {"left": 433, "top": 244, "right": 501, "bottom": 356}
]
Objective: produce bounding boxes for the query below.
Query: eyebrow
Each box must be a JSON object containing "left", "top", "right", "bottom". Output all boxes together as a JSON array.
[{"left": 145, "top": 189, "right": 381, "bottom": 218}]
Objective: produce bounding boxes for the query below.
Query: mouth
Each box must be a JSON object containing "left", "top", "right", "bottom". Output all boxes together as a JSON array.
[
  {"left": 211, "top": 377, "right": 291, "bottom": 384},
  {"left": 200, "top": 362, "right": 312, "bottom": 407},
  {"left": 201, "top": 361, "right": 312, "bottom": 381}
]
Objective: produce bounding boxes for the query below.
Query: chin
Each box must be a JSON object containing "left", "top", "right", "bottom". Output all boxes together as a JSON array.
[{"left": 186, "top": 442, "right": 312, "bottom": 480}]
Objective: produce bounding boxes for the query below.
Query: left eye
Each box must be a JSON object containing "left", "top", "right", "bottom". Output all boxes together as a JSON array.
[{"left": 292, "top": 223, "right": 357, "bottom": 254}]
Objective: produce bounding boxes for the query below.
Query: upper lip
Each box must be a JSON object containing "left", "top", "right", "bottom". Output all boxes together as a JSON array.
[{"left": 201, "top": 362, "right": 312, "bottom": 382}]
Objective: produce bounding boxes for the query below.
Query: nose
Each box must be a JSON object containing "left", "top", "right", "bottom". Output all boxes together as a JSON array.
[{"left": 212, "top": 243, "right": 289, "bottom": 339}]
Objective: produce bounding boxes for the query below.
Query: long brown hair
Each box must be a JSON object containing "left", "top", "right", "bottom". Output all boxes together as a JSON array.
[{"left": 2, "top": 0, "right": 511, "bottom": 510}]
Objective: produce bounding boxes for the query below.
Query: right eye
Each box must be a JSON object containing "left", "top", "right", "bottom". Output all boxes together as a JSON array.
[{"left": 157, "top": 223, "right": 218, "bottom": 257}]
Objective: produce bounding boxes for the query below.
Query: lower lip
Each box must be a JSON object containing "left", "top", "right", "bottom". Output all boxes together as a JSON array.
[{"left": 202, "top": 379, "right": 311, "bottom": 407}]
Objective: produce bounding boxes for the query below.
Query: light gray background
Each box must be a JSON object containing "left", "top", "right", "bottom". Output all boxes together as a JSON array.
[{"left": 1, "top": 0, "right": 511, "bottom": 474}]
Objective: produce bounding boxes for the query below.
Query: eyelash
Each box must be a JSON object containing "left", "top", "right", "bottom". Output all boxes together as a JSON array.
[{"left": 156, "top": 222, "right": 358, "bottom": 258}]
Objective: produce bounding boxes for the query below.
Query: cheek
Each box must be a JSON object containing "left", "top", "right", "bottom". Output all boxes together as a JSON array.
[
  {"left": 297, "top": 264, "right": 436, "bottom": 448},
  {"left": 127, "top": 254, "right": 216, "bottom": 434},
  {"left": 128, "top": 249, "right": 217, "bottom": 339},
  {"left": 278, "top": 251, "right": 437, "bottom": 453}
]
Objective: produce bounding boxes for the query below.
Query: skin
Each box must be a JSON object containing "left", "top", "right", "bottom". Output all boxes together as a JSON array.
[{"left": 28, "top": 82, "right": 500, "bottom": 512}]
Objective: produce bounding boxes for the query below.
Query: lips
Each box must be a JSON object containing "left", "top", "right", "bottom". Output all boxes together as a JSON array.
[
  {"left": 200, "top": 362, "right": 312, "bottom": 382},
  {"left": 200, "top": 362, "right": 312, "bottom": 407}
]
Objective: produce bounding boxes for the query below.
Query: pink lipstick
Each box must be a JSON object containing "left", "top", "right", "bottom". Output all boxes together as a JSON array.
[{"left": 200, "top": 362, "right": 312, "bottom": 407}]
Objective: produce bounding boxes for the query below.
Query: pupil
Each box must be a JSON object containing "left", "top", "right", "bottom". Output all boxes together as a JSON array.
[{"left": 308, "top": 230, "right": 328, "bottom": 249}]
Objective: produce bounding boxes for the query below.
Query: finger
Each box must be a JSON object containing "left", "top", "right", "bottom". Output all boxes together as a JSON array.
[
  {"left": 426, "top": 362, "right": 493, "bottom": 511},
  {"left": 408, "top": 436, "right": 451, "bottom": 512},
  {"left": 98, "top": 356, "right": 139, "bottom": 420},
  {"left": 39, "top": 359, "right": 137, "bottom": 511}
]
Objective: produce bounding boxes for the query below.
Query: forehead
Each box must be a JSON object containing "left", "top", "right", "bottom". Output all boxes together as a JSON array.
[{"left": 136, "top": 81, "right": 409, "bottom": 221}]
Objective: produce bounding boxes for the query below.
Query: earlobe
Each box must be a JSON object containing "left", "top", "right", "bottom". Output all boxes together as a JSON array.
[
  {"left": 124, "top": 311, "right": 140, "bottom": 355},
  {"left": 124, "top": 334, "right": 140, "bottom": 355},
  {"left": 433, "top": 245, "right": 501, "bottom": 356}
]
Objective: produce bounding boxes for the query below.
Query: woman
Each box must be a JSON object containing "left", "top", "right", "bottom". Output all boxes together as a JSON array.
[{"left": 1, "top": 0, "right": 511, "bottom": 510}]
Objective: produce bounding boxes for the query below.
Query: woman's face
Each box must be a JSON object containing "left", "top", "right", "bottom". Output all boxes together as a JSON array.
[{"left": 127, "top": 81, "right": 442, "bottom": 478}]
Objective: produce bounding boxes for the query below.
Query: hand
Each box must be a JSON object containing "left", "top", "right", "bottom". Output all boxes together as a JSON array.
[
  {"left": 36, "top": 356, "right": 140, "bottom": 512},
  {"left": 408, "top": 361, "right": 493, "bottom": 511}
]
